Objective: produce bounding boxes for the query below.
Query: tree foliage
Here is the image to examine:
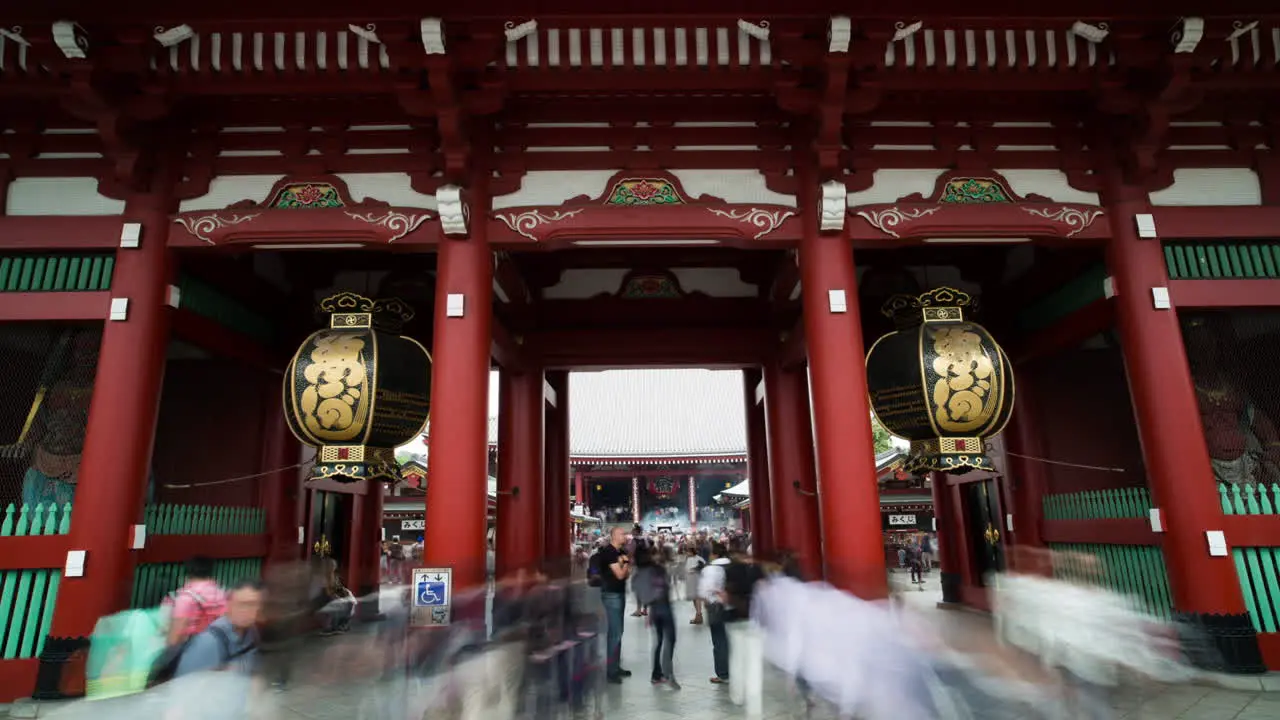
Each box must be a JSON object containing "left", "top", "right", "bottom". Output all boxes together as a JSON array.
[{"left": 871, "top": 414, "right": 894, "bottom": 455}]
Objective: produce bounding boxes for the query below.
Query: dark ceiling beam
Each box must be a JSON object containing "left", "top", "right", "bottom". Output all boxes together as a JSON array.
[
  {"left": 776, "top": 314, "right": 806, "bottom": 370},
  {"left": 491, "top": 315, "right": 526, "bottom": 371},
  {"left": 535, "top": 297, "right": 772, "bottom": 332},
  {"left": 768, "top": 251, "right": 800, "bottom": 304},
  {"left": 533, "top": 327, "right": 771, "bottom": 369},
  {"left": 493, "top": 253, "right": 533, "bottom": 306}
]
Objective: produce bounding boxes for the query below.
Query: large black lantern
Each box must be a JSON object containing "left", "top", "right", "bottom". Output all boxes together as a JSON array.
[
  {"left": 284, "top": 292, "right": 431, "bottom": 483},
  {"left": 865, "top": 287, "right": 1014, "bottom": 474}
]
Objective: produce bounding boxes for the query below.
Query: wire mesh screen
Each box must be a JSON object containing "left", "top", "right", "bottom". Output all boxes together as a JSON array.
[
  {"left": 0, "top": 323, "right": 102, "bottom": 508},
  {"left": 1179, "top": 310, "right": 1280, "bottom": 488}
]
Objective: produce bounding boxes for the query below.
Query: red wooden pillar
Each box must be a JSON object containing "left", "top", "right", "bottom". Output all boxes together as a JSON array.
[
  {"left": 742, "top": 368, "right": 774, "bottom": 558},
  {"left": 798, "top": 205, "right": 887, "bottom": 599},
  {"left": 573, "top": 471, "right": 585, "bottom": 510},
  {"left": 930, "top": 473, "right": 963, "bottom": 604},
  {"left": 495, "top": 368, "right": 545, "bottom": 577},
  {"left": 424, "top": 183, "right": 494, "bottom": 592},
  {"left": 544, "top": 370, "right": 571, "bottom": 566},
  {"left": 260, "top": 373, "right": 302, "bottom": 567},
  {"left": 352, "top": 484, "right": 384, "bottom": 616},
  {"left": 51, "top": 193, "right": 174, "bottom": 636},
  {"left": 1104, "top": 180, "right": 1262, "bottom": 670},
  {"left": 762, "top": 361, "right": 823, "bottom": 581},
  {"left": 1002, "top": 375, "right": 1049, "bottom": 560},
  {"left": 345, "top": 492, "right": 365, "bottom": 589}
]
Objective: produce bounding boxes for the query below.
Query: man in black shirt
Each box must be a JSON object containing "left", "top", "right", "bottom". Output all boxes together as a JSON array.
[{"left": 597, "top": 526, "right": 632, "bottom": 682}]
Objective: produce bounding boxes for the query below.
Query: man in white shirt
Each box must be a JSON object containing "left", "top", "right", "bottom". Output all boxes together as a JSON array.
[{"left": 697, "top": 542, "right": 732, "bottom": 684}]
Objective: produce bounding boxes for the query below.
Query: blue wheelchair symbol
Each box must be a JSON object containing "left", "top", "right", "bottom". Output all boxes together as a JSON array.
[{"left": 417, "top": 581, "right": 447, "bottom": 607}]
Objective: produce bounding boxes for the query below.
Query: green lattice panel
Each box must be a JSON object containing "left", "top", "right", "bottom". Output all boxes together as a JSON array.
[
  {"left": 142, "top": 504, "right": 266, "bottom": 535},
  {"left": 0, "top": 254, "right": 114, "bottom": 292},
  {"left": 1163, "top": 242, "right": 1280, "bottom": 279},
  {"left": 1046, "top": 542, "right": 1173, "bottom": 620},
  {"left": 130, "top": 558, "right": 263, "bottom": 609},
  {"left": 1042, "top": 487, "right": 1153, "bottom": 520},
  {"left": 0, "top": 503, "right": 71, "bottom": 659}
]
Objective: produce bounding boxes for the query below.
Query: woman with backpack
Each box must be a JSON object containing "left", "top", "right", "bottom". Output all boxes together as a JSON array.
[{"left": 632, "top": 546, "right": 679, "bottom": 688}]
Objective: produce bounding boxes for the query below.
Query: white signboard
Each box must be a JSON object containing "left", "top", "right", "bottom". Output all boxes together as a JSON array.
[
  {"left": 888, "top": 514, "right": 918, "bottom": 527},
  {"left": 411, "top": 567, "right": 453, "bottom": 627},
  {"left": 401, "top": 519, "right": 425, "bottom": 531}
]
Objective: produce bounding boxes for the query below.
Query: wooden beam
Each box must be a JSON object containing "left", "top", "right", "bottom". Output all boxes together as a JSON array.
[
  {"left": 1041, "top": 518, "right": 1158, "bottom": 546},
  {"left": 490, "top": 315, "right": 526, "bottom": 371},
  {"left": 1169, "top": 279, "right": 1280, "bottom": 309},
  {"left": 171, "top": 309, "right": 280, "bottom": 369},
  {"left": 0, "top": 292, "right": 111, "bottom": 321},
  {"left": 136, "top": 534, "right": 268, "bottom": 564},
  {"left": 1151, "top": 207, "right": 1280, "bottom": 239},
  {"left": 1013, "top": 298, "right": 1114, "bottom": 365},
  {"left": 0, "top": 216, "right": 124, "bottom": 250},
  {"left": 776, "top": 315, "right": 806, "bottom": 370}
]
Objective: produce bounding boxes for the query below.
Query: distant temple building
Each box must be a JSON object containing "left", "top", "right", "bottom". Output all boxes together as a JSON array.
[{"left": 385, "top": 369, "right": 931, "bottom": 543}]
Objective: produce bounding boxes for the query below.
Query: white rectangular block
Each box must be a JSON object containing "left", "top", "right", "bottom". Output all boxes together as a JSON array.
[
  {"left": 131, "top": 524, "right": 146, "bottom": 549},
  {"left": 446, "top": 293, "right": 465, "bottom": 318},
  {"left": 1151, "top": 287, "right": 1171, "bottom": 310},
  {"left": 1005, "top": 513, "right": 1014, "bottom": 532},
  {"left": 109, "top": 297, "right": 129, "bottom": 321},
  {"left": 65, "top": 550, "right": 86, "bottom": 577},
  {"left": 167, "top": 285, "right": 182, "bottom": 309},
  {"left": 1135, "top": 213, "right": 1157, "bottom": 238},
  {"left": 1149, "top": 507, "right": 1164, "bottom": 533},
  {"left": 298, "top": 525, "right": 305, "bottom": 544},
  {"left": 827, "top": 289, "right": 847, "bottom": 313},
  {"left": 120, "top": 222, "right": 142, "bottom": 248},
  {"left": 1206, "top": 529, "right": 1228, "bottom": 557},
  {"left": 1103, "top": 276, "right": 1116, "bottom": 299}
]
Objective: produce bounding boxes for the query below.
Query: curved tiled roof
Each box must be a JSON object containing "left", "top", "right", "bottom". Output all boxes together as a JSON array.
[{"left": 569, "top": 369, "right": 746, "bottom": 458}]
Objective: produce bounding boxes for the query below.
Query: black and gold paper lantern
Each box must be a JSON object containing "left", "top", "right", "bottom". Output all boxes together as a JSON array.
[
  {"left": 865, "top": 287, "right": 1014, "bottom": 474},
  {"left": 284, "top": 292, "right": 431, "bottom": 483}
]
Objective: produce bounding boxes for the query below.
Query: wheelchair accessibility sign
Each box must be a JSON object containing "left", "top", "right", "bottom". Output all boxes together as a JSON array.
[{"left": 411, "top": 568, "right": 452, "bottom": 627}]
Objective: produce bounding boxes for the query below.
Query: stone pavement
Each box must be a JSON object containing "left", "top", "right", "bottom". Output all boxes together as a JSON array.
[{"left": 7, "top": 574, "right": 1277, "bottom": 720}]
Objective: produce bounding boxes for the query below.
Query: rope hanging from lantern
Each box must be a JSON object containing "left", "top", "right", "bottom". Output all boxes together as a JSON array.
[
  {"left": 1004, "top": 451, "right": 1126, "bottom": 473},
  {"left": 161, "top": 459, "right": 316, "bottom": 489}
]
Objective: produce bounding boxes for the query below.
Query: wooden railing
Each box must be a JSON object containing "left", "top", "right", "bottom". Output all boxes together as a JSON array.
[
  {"left": 0, "top": 504, "right": 72, "bottom": 663},
  {"left": 1043, "top": 487, "right": 1153, "bottom": 520}
]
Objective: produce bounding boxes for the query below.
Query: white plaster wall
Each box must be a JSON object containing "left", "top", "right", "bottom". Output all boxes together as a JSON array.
[
  {"left": 6, "top": 177, "right": 126, "bottom": 215},
  {"left": 1149, "top": 169, "right": 1262, "bottom": 206},
  {"left": 492, "top": 169, "right": 795, "bottom": 209},
  {"left": 543, "top": 269, "right": 627, "bottom": 299},
  {"left": 996, "top": 169, "right": 1100, "bottom": 204},
  {"left": 493, "top": 170, "right": 621, "bottom": 209},
  {"left": 179, "top": 174, "right": 284, "bottom": 212},
  {"left": 337, "top": 173, "right": 436, "bottom": 209},
  {"left": 178, "top": 172, "right": 436, "bottom": 212},
  {"left": 669, "top": 268, "right": 758, "bottom": 297},
  {"left": 845, "top": 169, "right": 946, "bottom": 206},
  {"left": 670, "top": 169, "right": 795, "bottom": 207}
]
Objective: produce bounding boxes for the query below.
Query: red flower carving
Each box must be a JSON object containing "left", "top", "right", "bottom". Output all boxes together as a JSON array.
[
  {"left": 293, "top": 184, "right": 324, "bottom": 205},
  {"left": 628, "top": 180, "right": 661, "bottom": 201}
]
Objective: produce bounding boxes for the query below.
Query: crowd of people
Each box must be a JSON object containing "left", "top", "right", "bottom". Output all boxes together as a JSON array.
[{"left": 58, "top": 528, "right": 1206, "bottom": 720}]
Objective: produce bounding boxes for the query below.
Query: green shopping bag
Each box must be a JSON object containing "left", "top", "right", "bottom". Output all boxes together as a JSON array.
[{"left": 85, "top": 606, "right": 170, "bottom": 700}]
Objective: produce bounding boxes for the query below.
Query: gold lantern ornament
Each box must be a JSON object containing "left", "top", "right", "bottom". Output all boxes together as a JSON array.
[
  {"left": 864, "top": 287, "right": 1014, "bottom": 474},
  {"left": 284, "top": 292, "right": 431, "bottom": 483}
]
